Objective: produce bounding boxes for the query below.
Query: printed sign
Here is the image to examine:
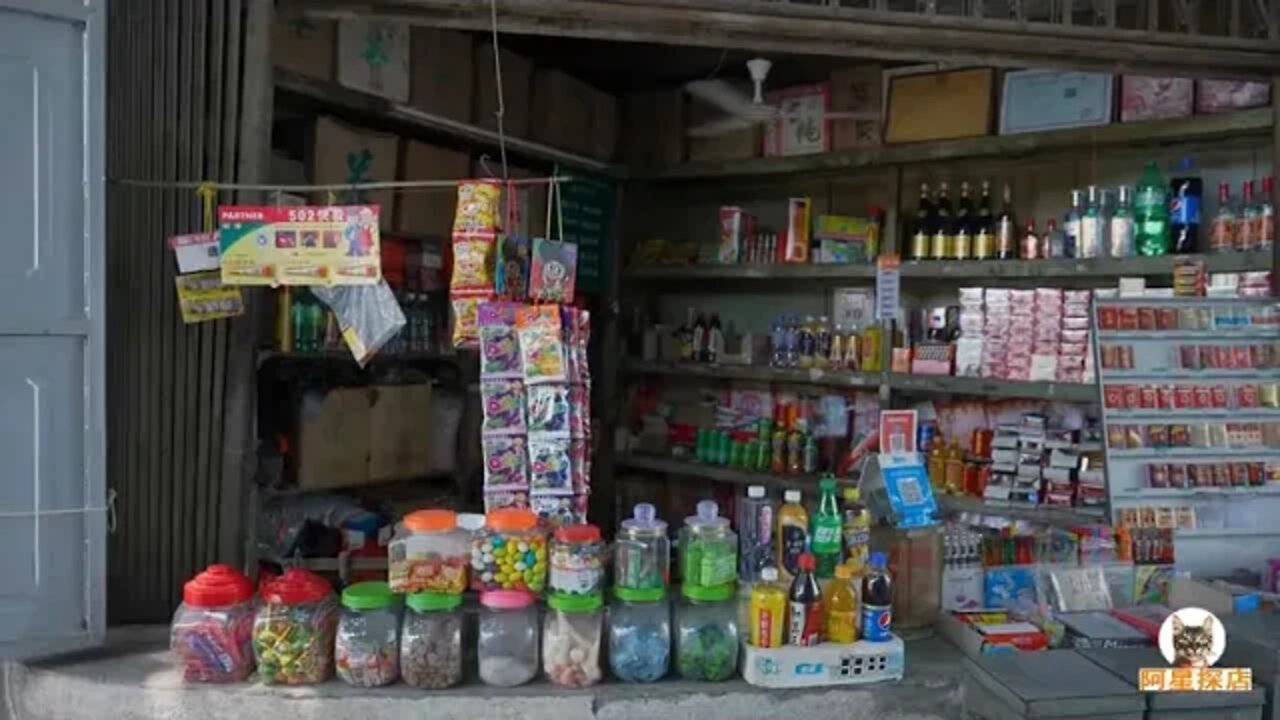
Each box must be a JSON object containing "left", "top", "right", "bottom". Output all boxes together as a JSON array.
[
  {"left": 878, "top": 409, "right": 918, "bottom": 456},
  {"left": 169, "top": 232, "right": 221, "bottom": 273},
  {"left": 218, "top": 205, "right": 381, "bottom": 286},
  {"left": 557, "top": 175, "right": 613, "bottom": 294},
  {"left": 1140, "top": 607, "right": 1252, "bottom": 692},
  {"left": 875, "top": 254, "right": 900, "bottom": 321},
  {"left": 174, "top": 271, "right": 243, "bottom": 323}
]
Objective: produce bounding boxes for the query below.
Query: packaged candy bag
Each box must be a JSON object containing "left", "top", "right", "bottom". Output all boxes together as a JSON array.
[
  {"left": 568, "top": 384, "right": 591, "bottom": 438},
  {"left": 526, "top": 384, "right": 571, "bottom": 436},
  {"left": 569, "top": 438, "right": 591, "bottom": 493},
  {"left": 480, "top": 379, "right": 526, "bottom": 435},
  {"left": 478, "top": 302, "right": 522, "bottom": 378},
  {"left": 529, "top": 238, "right": 577, "bottom": 305},
  {"left": 562, "top": 308, "right": 591, "bottom": 383},
  {"left": 450, "top": 295, "right": 486, "bottom": 348},
  {"left": 453, "top": 181, "right": 503, "bottom": 233},
  {"left": 483, "top": 436, "right": 529, "bottom": 490},
  {"left": 494, "top": 235, "right": 530, "bottom": 300},
  {"left": 483, "top": 490, "right": 529, "bottom": 513},
  {"left": 450, "top": 234, "right": 496, "bottom": 294},
  {"left": 528, "top": 438, "right": 574, "bottom": 495},
  {"left": 532, "top": 494, "right": 588, "bottom": 528},
  {"left": 516, "top": 305, "right": 567, "bottom": 384}
]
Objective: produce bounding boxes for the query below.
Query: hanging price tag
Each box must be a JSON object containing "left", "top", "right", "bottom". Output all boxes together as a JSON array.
[{"left": 875, "top": 253, "right": 900, "bottom": 321}]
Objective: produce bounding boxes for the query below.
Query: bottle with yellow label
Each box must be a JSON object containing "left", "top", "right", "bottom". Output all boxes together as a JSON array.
[
  {"left": 944, "top": 440, "right": 965, "bottom": 495},
  {"left": 859, "top": 324, "right": 883, "bottom": 372},
  {"left": 927, "top": 441, "right": 947, "bottom": 494},
  {"left": 749, "top": 566, "right": 787, "bottom": 648},
  {"left": 822, "top": 563, "right": 860, "bottom": 643}
]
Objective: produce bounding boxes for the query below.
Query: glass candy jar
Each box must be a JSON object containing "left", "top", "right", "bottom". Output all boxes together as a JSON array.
[
  {"left": 542, "top": 593, "right": 604, "bottom": 687},
  {"left": 679, "top": 500, "right": 738, "bottom": 592},
  {"left": 675, "top": 583, "right": 739, "bottom": 682},
  {"left": 549, "top": 523, "right": 605, "bottom": 597},
  {"left": 170, "top": 564, "right": 256, "bottom": 683},
  {"left": 253, "top": 568, "right": 339, "bottom": 685},
  {"left": 477, "top": 590, "right": 539, "bottom": 687},
  {"left": 608, "top": 588, "right": 670, "bottom": 683},
  {"left": 470, "top": 509, "right": 548, "bottom": 593},
  {"left": 614, "top": 503, "right": 669, "bottom": 594},
  {"left": 334, "top": 581, "right": 400, "bottom": 687},
  {"left": 388, "top": 509, "right": 469, "bottom": 594},
  {"left": 400, "top": 592, "right": 464, "bottom": 689}
]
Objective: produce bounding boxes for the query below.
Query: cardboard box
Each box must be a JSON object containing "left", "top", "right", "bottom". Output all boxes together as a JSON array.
[
  {"left": 1119, "top": 76, "right": 1193, "bottom": 123},
  {"left": 409, "top": 28, "right": 473, "bottom": 123},
  {"left": 1169, "top": 576, "right": 1261, "bottom": 616},
  {"left": 621, "top": 88, "right": 685, "bottom": 169},
  {"left": 531, "top": 68, "right": 595, "bottom": 154},
  {"left": 474, "top": 41, "right": 532, "bottom": 138},
  {"left": 1196, "top": 79, "right": 1272, "bottom": 114},
  {"left": 830, "top": 65, "right": 883, "bottom": 150},
  {"left": 368, "top": 384, "right": 433, "bottom": 481},
  {"left": 591, "top": 90, "right": 620, "bottom": 162},
  {"left": 273, "top": 17, "right": 336, "bottom": 81},
  {"left": 337, "top": 18, "right": 410, "bottom": 102},
  {"left": 999, "top": 69, "right": 1113, "bottom": 135},
  {"left": 687, "top": 96, "right": 761, "bottom": 162},
  {"left": 763, "top": 83, "right": 831, "bottom": 157},
  {"left": 311, "top": 116, "right": 399, "bottom": 230},
  {"left": 396, "top": 141, "right": 470, "bottom": 238},
  {"left": 887, "top": 68, "right": 994, "bottom": 144},
  {"left": 295, "top": 384, "right": 434, "bottom": 490}
]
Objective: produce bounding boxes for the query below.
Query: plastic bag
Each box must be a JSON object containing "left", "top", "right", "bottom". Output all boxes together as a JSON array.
[{"left": 312, "top": 281, "right": 405, "bottom": 367}]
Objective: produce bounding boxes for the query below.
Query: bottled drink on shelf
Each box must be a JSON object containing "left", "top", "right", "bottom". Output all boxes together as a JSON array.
[
  {"left": 811, "top": 477, "right": 843, "bottom": 579},
  {"left": 1064, "top": 189, "right": 1083, "bottom": 258},
  {"left": 784, "top": 315, "right": 800, "bottom": 368},
  {"left": 1044, "top": 218, "right": 1061, "bottom": 259},
  {"left": 953, "top": 181, "right": 974, "bottom": 260},
  {"left": 787, "top": 426, "right": 804, "bottom": 474},
  {"left": 1020, "top": 218, "right": 1040, "bottom": 260},
  {"left": 777, "top": 490, "right": 808, "bottom": 581},
  {"left": 770, "top": 315, "right": 787, "bottom": 367},
  {"left": 692, "top": 313, "right": 708, "bottom": 362},
  {"left": 1080, "top": 185, "right": 1104, "bottom": 259},
  {"left": 707, "top": 313, "right": 723, "bottom": 363},
  {"left": 771, "top": 428, "right": 787, "bottom": 474},
  {"left": 840, "top": 487, "right": 871, "bottom": 574},
  {"left": 1169, "top": 156, "right": 1202, "bottom": 253},
  {"left": 797, "top": 315, "right": 816, "bottom": 369},
  {"left": 1135, "top": 160, "right": 1170, "bottom": 256},
  {"left": 1110, "top": 186, "right": 1135, "bottom": 257},
  {"left": 910, "top": 182, "right": 932, "bottom": 261},
  {"left": 995, "top": 183, "right": 1017, "bottom": 260},
  {"left": 678, "top": 308, "right": 696, "bottom": 361},
  {"left": 842, "top": 328, "right": 861, "bottom": 371},
  {"left": 749, "top": 567, "right": 786, "bottom": 648},
  {"left": 738, "top": 485, "right": 776, "bottom": 583},
  {"left": 931, "top": 181, "right": 953, "bottom": 261},
  {"left": 1238, "top": 180, "right": 1259, "bottom": 251},
  {"left": 787, "top": 552, "right": 822, "bottom": 647},
  {"left": 828, "top": 325, "right": 845, "bottom": 369},
  {"left": 822, "top": 564, "right": 860, "bottom": 644},
  {"left": 816, "top": 316, "right": 832, "bottom": 369},
  {"left": 973, "top": 180, "right": 995, "bottom": 260},
  {"left": 860, "top": 552, "right": 894, "bottom": 642},
  {"left": 1261, "top": 175, "right": 1276, "bottom": 249},
  {"left": 1210, "top": 182, "right": 1236, "bottom": 253}
]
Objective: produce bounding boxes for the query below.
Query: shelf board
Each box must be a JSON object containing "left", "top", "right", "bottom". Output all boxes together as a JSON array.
[
  {"left": 885, "top": 373, "right": 1096, "bottom": 403},
  {"left": 615, "top": 454, "right": 831, "bottom": 490},
  {"left": 625, "top": 263, "right": 876, "bottom": 282},
  {"left": 623, "top": 360, "right": 881, "bottom": 389},
  {"left": 936, "top": 494, "right": 1106, "bottom": 526},
  {"left": 1107, "top": 409, "right": 1280, "bottom": 422},
  {"left": 1113, "top": 486, "right": 1280, "bottom": 500},
  {"left": 257, "top": 349, "right": 465, "bottom": 368},
  {"left": 1175, "top": 527, "right": 1276, "bottom": 538},
  {"left": 642, "top": 108, "right": 1272, "bottom": 180},
  {"left": 274, "top": 68, "right": 622, "bottom": 176},
  {"left": 1108, "top": 447, "right": 1280, "bottom": 460}
]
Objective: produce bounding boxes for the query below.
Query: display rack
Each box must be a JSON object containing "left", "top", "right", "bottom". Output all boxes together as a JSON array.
[{"left": 1094, "top": 295, "right": 1280, "bottom": 575}]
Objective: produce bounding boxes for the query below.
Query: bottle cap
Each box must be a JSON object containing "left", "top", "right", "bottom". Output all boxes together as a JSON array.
[
  {"left": 784, "top": 490, "right": 801, "bottom": 503},
  {"left": 819, "top": 477, "right": 836, "bottom": 492},
  {"left": 870, "top": 552, "right": 888, "bottom": 568},
  {"left": 621, "top": 503, "right": 667, "bottom": 534},
  {"left": 486, "top": 508, "right": 538, "bottom": 532},
  {"left": 747, "top": 485, "right": 766, "bottom": 499},
  {"left": 835, "top": 564, "right": 854, "bottom": 580},
  {"left": 404, "top": 509, "right": 457, "bottom": 533},
  {"left": 760, "top": 567, "right": 779, "bottom": 582},
  {"left": 798, "top": 553, "right": 816, "bottom": 571},
  {"left": 842, "top": 487, "right": 861, "bottom": 502},
  {"left": 686, "top": 500, "right": 729, "bottom": 529}
]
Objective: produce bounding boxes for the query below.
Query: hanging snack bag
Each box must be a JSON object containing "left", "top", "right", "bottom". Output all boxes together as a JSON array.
[
  {"left": 530, "top": 238, "right": 577, "bottom": 304},
  {"left": 495, "top": 235, "right": 530, "bottom": 300},
  {"left": 483, "top": 436, "right": 529, "bottom": 491},
  {"left": 450, "top": 234, "right": 496, "bottom": 294},
  {"left": 529, "top": 437, "right": 575, "bottom": 495},
  {"left": 450, "top": 295, "right": 486, "bottom": 348},
  {"left": 532, "top": 494, "right": 589, "bottom": 529},
  {"left": 516, "top": 305, "right": 568, "bottom": 384},
  {"left": 569, "top": 438, "right": 591, "bottom": 493},
  {"left": 527, "top": 384, "right": 572, "bottom": 436},
  {"left": 483, "top": 490, "right": 530, "bottom": 513},
  {"left": 568, "top": 384, "right": 591, "bottom": 438},
  {"left": 453, "top": 180, "right": 503, "bottom": 234},
  {"left": 480, "top": 379, "right": 527, "bottom": 435},
  {"left": 478, "top": 302, "right": 522, "bottom": 378}
]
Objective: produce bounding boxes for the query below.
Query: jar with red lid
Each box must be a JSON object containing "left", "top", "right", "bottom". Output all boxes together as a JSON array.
[
  {"left": 549, "top": 523, "right": 604, "bottom": 596},
  {"left": 252, "top": 568, "right": 339, "bottom": 685},
  {"left": 170, "top": 564, "right": 256, "bottom": 682},
  {"left": 469, "top": 508, "right": 548, "bottom": 593}
]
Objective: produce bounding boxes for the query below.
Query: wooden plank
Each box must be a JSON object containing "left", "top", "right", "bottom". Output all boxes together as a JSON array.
[
  {"left": 643, "top": 108, "right": 1272, "bottom": 180},
  {"left": 1274, "top": 75, "right": 1279, "bottom": 298},
  {"left": 159, "top": 0, "right": 182, "bottom": 609}
]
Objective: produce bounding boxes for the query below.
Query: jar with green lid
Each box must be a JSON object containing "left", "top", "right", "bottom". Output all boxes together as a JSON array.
[
  {"left": 400, "top": 592, "right": 464, "bottom": 689},
  {"left": 675, "top": 583, "right": 739, "bottom": 681},
  {"left": 608, "top": 587, "right": 670, "bottom": 683},
  {"left": 679, "top": 500, "right": 737, "bottom": 591},
  {"left": 334, "top": 581, "right": 400, "bottom": 687},
  {"left": 542, "top": 592, "right": 604, "bottom": 687},
  {"left": 614, "top": 503, "right": 669, "bottom": 593}
]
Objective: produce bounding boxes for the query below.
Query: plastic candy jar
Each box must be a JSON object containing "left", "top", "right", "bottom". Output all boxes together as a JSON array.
[
  {"left": 679, "top": 500, "right": 738, "bottom": 592},
  {"left": 608, "top": 587, "right": 670, "bottom": 683},
  {"left": 614, "top": 503, "right": 669, "bottom": 594},
  {"left": 400, "top": 592, "right": 464, "bottom": 689},
  {"left": 253, "top": 568, "right": 338, "bottom": 685},
  {"left": 470, "top": 508, "right": 548, "bottom": 593},
  {"left": 675, "top": 583, "right": 739, "bottom": 682},
  {"left": 388, "top": 509, "right": 469, "bottom": 594},
  {"left": 170, "top": 564, "right": 256, "bottom": 682},
  {"left": 335, "top": 581, "right": 400, "bottom": 687},
  {"left": 549, "top": 523, "right": 605, "bottom": 596},
  {"left": 542, "top": 593, "right": 604, "bottom": 687},
  {"left": 477, "top": 590, "right": 539, "bottom": 687}
]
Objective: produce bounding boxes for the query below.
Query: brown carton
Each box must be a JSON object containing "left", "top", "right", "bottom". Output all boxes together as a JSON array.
[
  {"left": 410, "top": 28, "right": 473, "bottom": 123},
  {"left": 273, "top": 17, "right": 335, "bottom": 81},
  {"left": 886, "top": 68, "right": 994, "bottom": 144},
  {"left": 474, "top": 41, "right": 532, "bottom": 138},
  {"left": 830, "top": 65, "right": 883, "bottom": 150},
  {"left": 295, "top": 387, "right": 372, "bottom": 491},
  {"left": 310, "top": 116, "right": 399, "bottom": 230},
  {"left": 368, "top": 384, "right": 433, "bottom": 482},
  {"left": 397, "top": 141, "right": 470, "bottom": 238}
]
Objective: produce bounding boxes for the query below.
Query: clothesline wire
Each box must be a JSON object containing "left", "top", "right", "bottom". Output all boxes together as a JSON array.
[{"left": 108, "top": 176, "right": 574, "bottom": 192}]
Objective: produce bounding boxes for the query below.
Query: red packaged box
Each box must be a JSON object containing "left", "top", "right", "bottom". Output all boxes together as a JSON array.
[
  {"left": 1140, "top": 385, "right": 1159, "bottom": 408},
  {"left": 1118, "top": 308, "right": 1139, "bottom": 330},
  {"left": 1098, "top": 307, "right": 1119, "bottom": 330},
  {"left": 1174, "top": 386, "right": 1196, "bottom": 408},
  {"left": 1138, "top": 307, "right": 1157, "bottom": 330},
  {"left": 1157, "top": 385, "right": 1176, "bottom": 409},
  {"left": 1157, "top": 307, "right": 1179, "bottom": 330},
  {"left": 1201, "top": 346, "right": 1218, "bottom": 369},
  {"left": 1124, "top": 385, "right": 1142, "bottom": 408},
  {"left": 1147, "top": 464, "right": 1170, "bottom": 487},
  {"left": 1237, "top": 384, "right": 1260, "bottom": 408},
  {"left": 1213, "top": 463, "right": 1232, "bottom": 487},
  {"left": 1233, "top": 346, "right": 1252, "bottom": 369},
  {"left": 1179, "top": 345, "right": 1200, "bottom": 370},
  {"left": 1194, "top": 385, "right": 1213, "bottom": 408},
  {"left": 1211, "top": 385, "right": 1229, "bottom": 409},
  {"left": 1168, "top": 464, "right": 1189, "bottom": 489},
  {"left": 1216, "top": 347, "right": 1233, "bottom": 369},
  {"left": 1248, "top": 462, "right": 1265, "bottom": 486},
  {"left": 1189, "top": 464, "right": 1210, "bottom": 487},
  {"left": 1231, "top": 462, "right": 1250, "bottom": 487}
]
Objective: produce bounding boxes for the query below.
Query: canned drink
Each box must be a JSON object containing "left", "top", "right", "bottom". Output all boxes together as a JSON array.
[
  {"left": 917, "top": 423, "right": 937, "bottom": 454},
  {"left": 695, "top": 429, "right": 710, "bottom": 462},
  {"left": 759, "top": 418, "right": 773, "bottom": 441},
  {"left": 717, "top": 431, "right": 732, "bottom": 465}
]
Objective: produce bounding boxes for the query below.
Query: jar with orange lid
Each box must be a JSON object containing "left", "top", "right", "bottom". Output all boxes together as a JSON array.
[
  {"left": 388, "top": 509, "right": 469, "bottom": 594},
  {"left": 549, "top": 523, "right": 605, "bottom": 596},
  {"left": 470, "top": 508, "right": 549, "bottom": 593}
]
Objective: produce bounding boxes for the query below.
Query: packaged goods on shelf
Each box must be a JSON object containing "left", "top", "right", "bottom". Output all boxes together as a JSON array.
[
  {"left": 336, "top": 18, "right": 410, "bottom": 103},
  {"left": 1119, "top": 76, "right": 1193, "bottom": 123}
]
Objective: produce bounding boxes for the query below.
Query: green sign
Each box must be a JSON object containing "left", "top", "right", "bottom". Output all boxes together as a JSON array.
[{"left": 556, "top": 174, "right": 614, "bottom": 294}]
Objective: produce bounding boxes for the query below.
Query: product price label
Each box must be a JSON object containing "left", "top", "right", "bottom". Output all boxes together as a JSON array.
[
  {"left": 174, "top": 272, "right": 244, "bottom": 323},
  {"left": 875, "top": 254, "right": 900, "bottom": 321}
]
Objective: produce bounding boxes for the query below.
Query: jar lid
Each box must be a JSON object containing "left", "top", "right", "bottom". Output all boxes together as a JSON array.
[
  {"left": 548, "top": 592, "right": 603, "bottom": 612},
  {"left": 486, "top": 508, "right": 538, "bottom": 532},
  {"left": 183, "top": 564, "right": 254, "bottom": 608},
  {"left": 614, "top": 586, "right": 665, "bottom": 603},
  {"left": 480, "top": 589, "right": 535, "bottom": 610},
  {"left": 684, "top": 500, "right": 729, "bottom": 531},
  {"left": 620, "top": 503, "right": 667, "bottom": 536},
  {"left": 406, "top": 591, "right": 462, "bottom": 612},
  {"left": 341, "top": 581, "right": 396, "bottom": 611},
  {"left": 554, "top": 523, "right": 601, "bottom": 544},
  {"left": 404, "top": 509, "right": 457, "bottom": 533},
  {"left": 682, "top": 582, "right": 734, "bottom": 602},
  {"left": 260, "top": 568, "right": 331, "bottom": 605}
]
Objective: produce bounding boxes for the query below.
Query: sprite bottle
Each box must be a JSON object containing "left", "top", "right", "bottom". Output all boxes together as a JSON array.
[{"left": 811, "top": 476, "right": 843, "bottom": 579}]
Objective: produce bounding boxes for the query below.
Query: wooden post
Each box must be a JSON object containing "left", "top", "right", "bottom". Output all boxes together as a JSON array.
[{"left": 591, "top": 182, "right": 626, "bottom": 534}]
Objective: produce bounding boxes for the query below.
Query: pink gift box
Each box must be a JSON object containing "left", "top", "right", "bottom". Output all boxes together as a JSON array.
[
  {"left": 1121, "top": 76, "right": 1194, "bottom": 122},
  {"left": 1196, "top": 80, "right": 1271, "bottom": 114}
]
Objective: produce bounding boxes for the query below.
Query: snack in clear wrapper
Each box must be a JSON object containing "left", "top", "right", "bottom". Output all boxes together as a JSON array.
[
  {"left": 483, "top": 436, "right": 529, "bottom": 490},
  {"left": 454, "top": 181, "right": 503, "bottom": 233},
  {"left": 481, "top": 379, "right": 527, "bottom": 435},
  {"left": 451, "top": 296, "right": 485, "bottom": 348},
  {"left": 529, "top": 437, "right": 575, "bottom": 495},
  {"left": 568, "top": 384, "right": 591, "bottom": 438},
  {"left": 484, "top": 490, "right": 530, "bottom": 512},
  {"left": 495, "top": 235, "right": 530, "bottom": 300},
  {"left": 451, "top": 234, "right": 497, "bottom": 294},
  {"left": 517, "top": 305, "right": 568, "bottom": 384},
  {"left": 530, "top": 238, "right": 577, "bottom": 304},
  {"left": 569, "top": 438, "right": 591, "bottom": 493},
  {"left": 527, "top": 384, "right": 572, "bottom": 436},
  {"left": 478, "top": 302, "right": 522, "bottom": 378},
  {"left": 532, "top": 494, "right": 589, "bottom": 528},
  {"left": 312, "top": 282, "right": 406, "bottom": 367}
]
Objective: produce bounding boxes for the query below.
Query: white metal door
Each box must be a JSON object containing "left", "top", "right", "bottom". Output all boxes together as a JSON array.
[{"left": 0, "top": 0, "right": 106, "bottom": 658}]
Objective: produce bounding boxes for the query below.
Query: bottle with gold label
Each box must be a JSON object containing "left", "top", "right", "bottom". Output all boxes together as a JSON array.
[
  {"left": 910, "top": 182, "right": 932, "bottom": 261},
  {"left": 859, "top": 324, "right": 883, "bottom": 372},
  {"left": 927, "top": 441, "right": 947, "bottom": 493},
  {"left": 944, "top": 440, "right": 965, "bottom": 494},
  {"left": 822, "top": 563, "right": 860, "bottom": 643},
  {"left": 931, "top": 181, "right": 953, "bottom": 260},
  {"left": 953, "top": 181, "right": 974, "bottom": 260},
  {"left": 974, "top": 180, "right": 995, "bottom": 259}
]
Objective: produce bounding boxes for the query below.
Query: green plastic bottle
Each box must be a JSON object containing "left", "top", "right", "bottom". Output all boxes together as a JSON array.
[
  {"left": 811, "top": 476, "right": 843, "bottom": 579},
  {"left": 1135, "top": 161, "right": 1170, "bottom": 256}
]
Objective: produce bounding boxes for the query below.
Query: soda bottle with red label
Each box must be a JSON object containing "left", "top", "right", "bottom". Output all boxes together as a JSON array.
[
  {"left": 787, "top": 552, "right": 822, "bottom": 646},
  {"left": 860, "top": 551, "right": 894, "bottom": 642}
]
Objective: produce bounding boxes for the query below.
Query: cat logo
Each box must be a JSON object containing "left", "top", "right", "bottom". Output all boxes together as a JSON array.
[{"left": 1138, "top": 607, "right": 1252, "bottom": 693}]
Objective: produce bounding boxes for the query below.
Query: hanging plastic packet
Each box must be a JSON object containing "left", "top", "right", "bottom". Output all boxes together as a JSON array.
[
  {"left": 569, "top": 438, "right": 591, "bottom": 493},
  {"left": 568, "top": 384, "right": 591, "bottom": 438},
  {"left": 480, "top": 379, "right": 527, "bottom": 435},
  {"left": 562, "top": 308, "right": 592, "bottom": 383},
  {"left": 529, "top": 176, "right": 577, "bottom": 304},
  {"left": 516, "top": 305, "right": 568, "bottom": 384},
  {"left": 453, "top": 180, "right": 503, "bottom": 234},
  {"left": 526, "top": 384, "right": 572, "bottom": 436},
  {"left": 495, "top": 235, "right": 530, "bottom": 300},
  {"left": 532, "top": 494, "right": 588, "bottom": 528},
  {"left": 450, "top": 234, "right": 496, "bottom": 295},
  {"left": 528, "top": 437, "right": 574, "bottom": 495},
  {"left": 312, "top": 281, "right": 405, "bottom": 367},
  {"left": 484, "top": 490, "right": 530, "bottom": 513},
  {"left": 482, "top": 436, "right": 529, "bottom": 491},
  {"left": 478, "top": 301, "right": 522, "bottom": 378},
  {"left": 450, "top": 296, "right": 486, "bottom": 349}
]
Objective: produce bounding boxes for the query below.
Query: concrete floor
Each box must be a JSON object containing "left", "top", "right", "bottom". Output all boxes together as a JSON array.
[{"left": 2, "top": 627, "right": 965, "bottom": 720}]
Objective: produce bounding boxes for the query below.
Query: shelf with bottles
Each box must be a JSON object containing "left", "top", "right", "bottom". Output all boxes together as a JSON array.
[
  {"left": 268, "top": 284, "right": 452, "bottom": 364},
  {"left": 615, "top": 454, "right": 829, "bottom": 491}
]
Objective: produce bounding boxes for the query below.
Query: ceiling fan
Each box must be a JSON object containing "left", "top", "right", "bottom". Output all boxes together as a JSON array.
[{"left": 684, "top": 57, "right": 875, "bottom": 138}]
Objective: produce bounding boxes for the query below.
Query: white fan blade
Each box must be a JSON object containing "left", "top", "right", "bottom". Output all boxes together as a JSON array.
[
  {"left": 686, "top": 115, "right": 759, "bottom": 138},
  {"left": 685, "top": 79, "right": 762, "bottom": 117}
]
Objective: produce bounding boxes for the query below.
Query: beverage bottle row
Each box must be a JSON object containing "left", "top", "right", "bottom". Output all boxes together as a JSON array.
[
  {"left": 694, "top": 418, "right": 819, "bottom": 476},
  {"left": 769, "top": 315, "right": 883, "bottom": 372},
  {"left": 1208, "top": 176, "right": 1277, "bottom": 252},
  {"left": 674, "top": 308, "right": 726, "bottom": 363}
]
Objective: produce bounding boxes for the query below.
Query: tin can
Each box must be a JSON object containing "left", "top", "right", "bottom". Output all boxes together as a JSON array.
[
  {"left": 970, "top": 429, "right": 993, "bottom": 458},
  {"left": 716, "top": 431, "right": 731, "bottom": 465},
  {"left": 917, "top": 422, "right": 937, "bottom": 454}
]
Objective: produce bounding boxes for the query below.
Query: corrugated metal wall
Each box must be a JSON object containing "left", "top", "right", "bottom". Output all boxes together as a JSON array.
[{"left": 106, "top": 0, "right": 265, "bottom": 623}]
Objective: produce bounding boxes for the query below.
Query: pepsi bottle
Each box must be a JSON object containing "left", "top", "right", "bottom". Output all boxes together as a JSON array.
[{"left": 860, "top": 551, "right": 893, "bottom": 642}]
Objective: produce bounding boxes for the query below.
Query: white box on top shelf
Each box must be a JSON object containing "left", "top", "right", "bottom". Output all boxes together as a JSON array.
[{"left": 1000, "top": 70, "right": 1113, "bottom": 135}]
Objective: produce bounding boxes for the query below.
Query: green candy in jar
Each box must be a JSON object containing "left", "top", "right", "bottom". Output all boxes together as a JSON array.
[{"left": 679, "top": 500, "right": 737, "bottom": 590}]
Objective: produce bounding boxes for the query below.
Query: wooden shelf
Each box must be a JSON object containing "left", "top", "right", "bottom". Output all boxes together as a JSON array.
[
  {"left": 936, "top": 494, "right": 1106, "bottom": 527},
  {"left": 615, "top": 454, "right": 831, "bottom": 490},
  {"left": 885, "top": 373, "right": 1096, "bottom": 403},
  {"left": 257, "top": 349, "right": 465, "bottom": 368},
  {"left": 641, "top": 108, "right": 1272, "bottom": 180},
  {"left": 274, "top": 69, "right": 623, "bottom": 176},
  {"left": 626, "top": 263, "right": 876, "bottom": 282}
]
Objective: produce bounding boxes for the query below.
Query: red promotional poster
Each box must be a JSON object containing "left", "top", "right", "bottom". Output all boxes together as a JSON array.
[
  {"left": 878, "top": 410, "right": 919, "bottom": 456},
  {"left": 218, "top": 205, "right": 381, "bottom": 286}
]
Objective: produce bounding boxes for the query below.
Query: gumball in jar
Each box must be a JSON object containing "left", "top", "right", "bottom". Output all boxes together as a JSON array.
[{"left": 470, "top": 508, "right": 548, "bottom": 593}]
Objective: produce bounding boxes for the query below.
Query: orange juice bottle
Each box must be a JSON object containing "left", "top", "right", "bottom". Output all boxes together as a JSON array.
[
  {"left": 776, "top": 489, "right": 809, "bottom": 582},
  {"left": 822, "top": 563, "right": 860, "bottom": 643},
  {"left": 944, "top": 441, "right": 965, "bottom": 494}
]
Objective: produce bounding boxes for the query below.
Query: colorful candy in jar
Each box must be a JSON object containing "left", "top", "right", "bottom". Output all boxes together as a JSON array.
[
  {"left": 470, "top": 508, "right": 548, "bottom": 593},
  {"left": 169, "top": 564, "right": 256, "bottom": 683},
  {"left": 400, "top": 592, "right": 464, "bottom": 689},
  {"left": 549, "top": 523, "right": 605, "bottom": 596},
  {"left": 253, "top": 568, "right": 338, "bottom": 685},
  {"left": 334, "top": 581, "right": 400, "bottom": 687},
  {"left": 388, "top": 509, "right": 469, "bottom": 594}
]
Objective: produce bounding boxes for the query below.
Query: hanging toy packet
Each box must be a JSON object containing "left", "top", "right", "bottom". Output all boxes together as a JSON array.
[
  {"left": 526, "top": 384, "right": 572, "bottom": 436},
  {"left": 528, "top": 438, "right": 574, "bottom": 495},
  {"left": 478, "top": 301, "right": 522, "bottom": 378},
  {"left": 453, "top": 180, "right": 503, "bottom": 234},
  {"left": 516, "top": 305, "right": 567, "bottom": 384},
  {"left": 529, "top": 237, "right": 577, "bottom": 304},
  {"left": 494, "top": 235, "right": 530, "bottom": 300},
  {"left": 483, "top": 436, "right": 529, "bottom": 491},
  {"left": 480, "top": 379, "right": 527, "bottom": 435}
]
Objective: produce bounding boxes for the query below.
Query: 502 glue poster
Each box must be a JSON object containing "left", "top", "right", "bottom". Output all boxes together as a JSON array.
[{"left": 218, "top": 205, "right": 382, "bottom": 286}]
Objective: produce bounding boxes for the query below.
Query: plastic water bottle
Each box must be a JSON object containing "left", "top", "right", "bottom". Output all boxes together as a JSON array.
[
  {"left": 784, "top": 315, "right": 800, "bottom": 368},
  {"left": 770, "top": 315, "right": 787, "bottom": 367},
  {"left": 860, "top": 551, "right": 894, "bottom": 642},
  {"left": 737, "top": 485, "right": 775, "bottom": 583}
]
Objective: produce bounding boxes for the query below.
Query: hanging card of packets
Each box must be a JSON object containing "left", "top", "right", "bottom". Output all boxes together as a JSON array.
[{"left": 170, "top": 185, "right": 244, "bottom": 324}]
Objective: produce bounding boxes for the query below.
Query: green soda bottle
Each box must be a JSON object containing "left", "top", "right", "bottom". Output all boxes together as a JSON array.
[
  {"left": 811, "top": 476, "right": 843, "bottom": 579},
  {"left": 1135, "top": 161, "right": 1170, "bottom": 256}
]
